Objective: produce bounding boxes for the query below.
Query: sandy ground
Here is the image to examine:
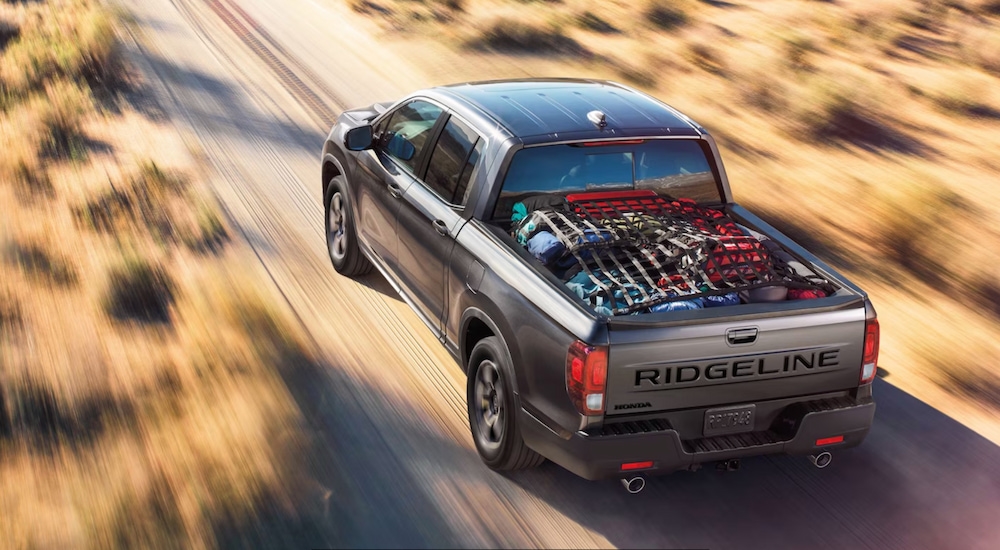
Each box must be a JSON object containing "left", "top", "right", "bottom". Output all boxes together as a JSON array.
[{"left": 112, "top": 0, "right": 1000, "bottom": 547}]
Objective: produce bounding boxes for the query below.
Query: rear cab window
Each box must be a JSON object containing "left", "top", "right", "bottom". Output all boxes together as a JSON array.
[{"left": 493, "top": 139, "right": 722, "bottom": 221}]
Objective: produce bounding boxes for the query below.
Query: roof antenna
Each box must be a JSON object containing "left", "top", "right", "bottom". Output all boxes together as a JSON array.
[{"left": 587, "top": 110, "right": 607, "bottom": 129}]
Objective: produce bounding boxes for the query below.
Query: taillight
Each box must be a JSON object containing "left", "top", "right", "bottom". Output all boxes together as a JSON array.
[
  {"left": 566, "top": 340, "right": 608, "bottom": 415},
  {"left": 860, "top": 317, "right": 879, "bottom": 385}
]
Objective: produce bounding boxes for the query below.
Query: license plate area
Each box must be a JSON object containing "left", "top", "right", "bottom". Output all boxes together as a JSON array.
[{"left": 703, "top": 404, "right": 756, "bottom": 437}]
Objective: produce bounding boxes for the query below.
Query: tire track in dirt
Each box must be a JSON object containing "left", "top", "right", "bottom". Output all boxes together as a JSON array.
[{"left": 201, "top": 0, "right": 340, "bottom": 126}]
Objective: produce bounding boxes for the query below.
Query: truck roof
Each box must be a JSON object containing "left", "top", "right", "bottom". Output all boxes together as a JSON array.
[{"left": 434, "top": 78, "right": 702, "bottom": 142}]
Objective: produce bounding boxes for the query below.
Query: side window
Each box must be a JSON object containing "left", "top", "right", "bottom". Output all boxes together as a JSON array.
[
  {"left": 456, "top": 140, "right": 484, "bottom": 206},
  {"left": 378, "top": 100, "right": 443, "bottom": 173},
  {"left": 424, "top": 116, "right": 482, "bottom": 206}
]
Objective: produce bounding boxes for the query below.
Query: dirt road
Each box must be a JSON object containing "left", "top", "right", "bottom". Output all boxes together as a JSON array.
[{"left": 116, "top": 0, "right": 1000, "bottom": 547}]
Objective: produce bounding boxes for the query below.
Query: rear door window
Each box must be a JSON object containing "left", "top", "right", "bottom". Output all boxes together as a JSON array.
[{"left": 423, "top": 115, "right": 483, "bottom": 206}]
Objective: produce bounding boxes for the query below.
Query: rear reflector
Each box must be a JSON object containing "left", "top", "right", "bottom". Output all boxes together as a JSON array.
[
  {"left": 621, "top": 461, "right": 654, "bottom": 471},
  {"left": 816, "top": 435, "right": 844, "bottom": 446}
]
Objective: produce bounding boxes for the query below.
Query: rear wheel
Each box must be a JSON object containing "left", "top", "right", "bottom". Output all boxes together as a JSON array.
[
  {"left": 467, "top": 336, "right": 544, "bottom": 471},
  {"left": 325, "top": 175, "right": 371, "bottom": 276}
]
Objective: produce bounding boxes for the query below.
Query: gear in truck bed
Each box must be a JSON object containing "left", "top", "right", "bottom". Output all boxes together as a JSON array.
[{"left": 512, "top": 190, "right": 835, "bottom": 315}]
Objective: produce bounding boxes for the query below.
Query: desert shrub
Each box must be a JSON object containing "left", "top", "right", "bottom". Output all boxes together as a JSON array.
[
  {"left": 898, "top": 1, "right": 949, "bottom": 31},
  {"left": 35, "top": 79, "right": 92, "bottom": 159},
  {"left": 469, "top": 18, "right": 586, "bottom": 56},
  {"left": 959, "top": 25, "right": 1000, "bottom": 75},
  {"left": 5, "top": 242, "right": 77, "bottom": 286},
  {"left": 182, "top": 202, "right": 230, "bottom": 253},
  {"left": 791, "top": 70, "right": 913, "bottom": 150},
  {"left": 434, "top": 0, "right": 465, "bottom": 11},
  {"left": 646, "top": 0, "right": 690, "bottom": 30},
  {"left": 780, "top": 31, "right": 817, "bottom": 70},
  {"left": 962, "top": 0, "right": 1000, "bottom": 15},
  {"left": 684, "top": 40, "right": 724, "bottom": 74},
  {"left": 0, "top": 294, "right": 21, "bottom": 333},
  {"left": 75, "top": 162, "right": 189, "bottom": 240},
  {"left": 617, "top": 64, "right": 658, "bottom": 88},
  {"left": 846, "top": 6, "right": 906, "bottom": 52},
  {"left": 984, "top": 0, "right": 1000, "bottom": 14},
  {"left": 8, "top": 158, "right": 54, "bottom": 197},
  {"left": 0, "top": 19, "right": 18, "bottom": 51},
  {"left": 73, "top": 5, "right": 125, "bottom": 91},
  {"left": 0, "top": 3, "right": 122, "bottom": 100},
  {"left": 137, "top": 160, "right": 188, "bottom": 195},
  {"left": 577, "top": 11, "right": 617, "bottom": 33},
  {"left": 918, "top": 72, "right": 997, "bottom": 117},
  {"left": 731, "top": 50, "right": 788, "bottom": 112},
  {"left": 104, "top": 258, "right": 175, "bottom": 323},
  {"left": 873, "top": 175, "right": 962, "bottom": 277}
]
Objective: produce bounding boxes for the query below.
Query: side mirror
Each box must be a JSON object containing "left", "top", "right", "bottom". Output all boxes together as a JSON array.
[{"left": 345, "top": 125, "right": 373, "bottom": 151}]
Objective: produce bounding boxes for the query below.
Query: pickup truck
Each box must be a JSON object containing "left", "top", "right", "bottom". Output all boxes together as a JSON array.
[{"left": 321, "top": 79, "right": 878, "bottom": 488}]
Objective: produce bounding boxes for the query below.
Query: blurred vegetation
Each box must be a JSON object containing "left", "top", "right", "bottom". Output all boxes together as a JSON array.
[
  {"left": 104, "top": 257, "right": 176, "bottom": 323},
  {"left": 467, "top": 17, "right": 587, "bottom": 55},
  {"left": 4, "top": 241, "right": 78, "bottom": 286},
  {"left": 645, "top": 0, "right": 692, "bottom": 30},
  {"left": 0, "top": 0, "right": 313, "bottom": 547}
]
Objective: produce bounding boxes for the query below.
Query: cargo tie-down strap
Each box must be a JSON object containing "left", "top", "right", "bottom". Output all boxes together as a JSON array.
[{"left": 513, "top": 192, "right": 833, "bottom": 315}]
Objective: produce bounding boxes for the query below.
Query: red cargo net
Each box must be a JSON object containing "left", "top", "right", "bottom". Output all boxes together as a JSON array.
[{"left": 552, "top": 192, "right": 777, "bottom": 313}]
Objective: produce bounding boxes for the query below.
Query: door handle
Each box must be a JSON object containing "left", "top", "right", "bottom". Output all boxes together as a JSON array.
[
  {"left": 726, "top": 327, "right": 758, "bottom": 346},
  {"left": 432, "top": 219, "right": 449, "bottom": 236},
  {"left": 387, "top": 183, "right": 403, "bottom": 199}
]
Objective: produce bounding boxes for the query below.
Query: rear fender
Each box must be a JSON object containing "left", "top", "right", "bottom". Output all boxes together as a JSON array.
[{"left": 460, "top": 304, "right": 522, "bottom": 392}]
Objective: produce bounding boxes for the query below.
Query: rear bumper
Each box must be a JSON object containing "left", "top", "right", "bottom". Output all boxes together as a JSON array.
[{"left": 520, "top": 396, "right": 875, "bottom": 481}]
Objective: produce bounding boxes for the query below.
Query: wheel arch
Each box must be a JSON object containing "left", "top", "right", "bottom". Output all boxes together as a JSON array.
[
  {"left": 322, "top": 152, "right": 347, "bottom": 201},
  {"left": 460, "top": 306, "right": 522, "bottom": 392}
]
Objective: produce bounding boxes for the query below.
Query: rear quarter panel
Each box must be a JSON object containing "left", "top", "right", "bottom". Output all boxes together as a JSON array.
[{"left": 447, "top": 219, "right": 606, "bottom": 433}]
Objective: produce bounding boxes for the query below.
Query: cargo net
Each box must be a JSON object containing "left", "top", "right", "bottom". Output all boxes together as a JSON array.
[{"left": 512, "top": 191, "right": 834, "bottom": 315}]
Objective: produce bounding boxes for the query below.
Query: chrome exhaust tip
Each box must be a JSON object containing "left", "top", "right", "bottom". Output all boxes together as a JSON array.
[
  {"left": 809, "top": 451, "right": 832, "bottom": 469},
  {"left": 621, "top": 476, "right": 645, "bottom": 494}
]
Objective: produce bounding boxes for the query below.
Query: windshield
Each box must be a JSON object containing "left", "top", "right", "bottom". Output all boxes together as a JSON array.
[{"left": 495, "top": 139, "right": 721, "bottom": 219}]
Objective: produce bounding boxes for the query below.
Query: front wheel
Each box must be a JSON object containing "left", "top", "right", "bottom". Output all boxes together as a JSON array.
[
  {"left": 467, "top": 336, "right": 544, "bottom": 471},
  {"left": 325, "top": 175, "right": 371, "bottom": 277}
]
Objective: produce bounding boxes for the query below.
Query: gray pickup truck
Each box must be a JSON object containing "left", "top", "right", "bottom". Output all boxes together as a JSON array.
[{"left": 321, "top": 79, "right": 878, "bottom": 490}]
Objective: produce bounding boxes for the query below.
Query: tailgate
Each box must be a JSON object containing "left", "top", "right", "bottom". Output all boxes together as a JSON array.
[{"left": 604, "top": 301, "right": 866, "bottom": 414}]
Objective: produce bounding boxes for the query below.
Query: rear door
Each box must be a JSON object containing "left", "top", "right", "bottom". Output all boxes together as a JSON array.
[
  {"left": 354, "top": 99, "right": 443, "bottom": 269},
  {"left": 603, "top": 302, "right": 866, "bottom": 415},
  {"left": 396, "top": 113, "right": 485, "bottom": 332}
]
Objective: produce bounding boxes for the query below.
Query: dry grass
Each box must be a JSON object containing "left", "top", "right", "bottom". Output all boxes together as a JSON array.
[{"left": 1, "top": 0, "right": 318, "bottom": 546}]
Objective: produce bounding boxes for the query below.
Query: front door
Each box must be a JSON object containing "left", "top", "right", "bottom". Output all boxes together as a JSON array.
[{"left": 354, "top": 99, "right": 443, "bottom": 270}]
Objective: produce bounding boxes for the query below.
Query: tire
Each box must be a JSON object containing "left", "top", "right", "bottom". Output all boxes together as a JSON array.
[
  {"left": 467, "top": 336, "right": 544, "bottom": 471},
  {"left": 325, "top": 175, "right": 372, "bottom": 277}
]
